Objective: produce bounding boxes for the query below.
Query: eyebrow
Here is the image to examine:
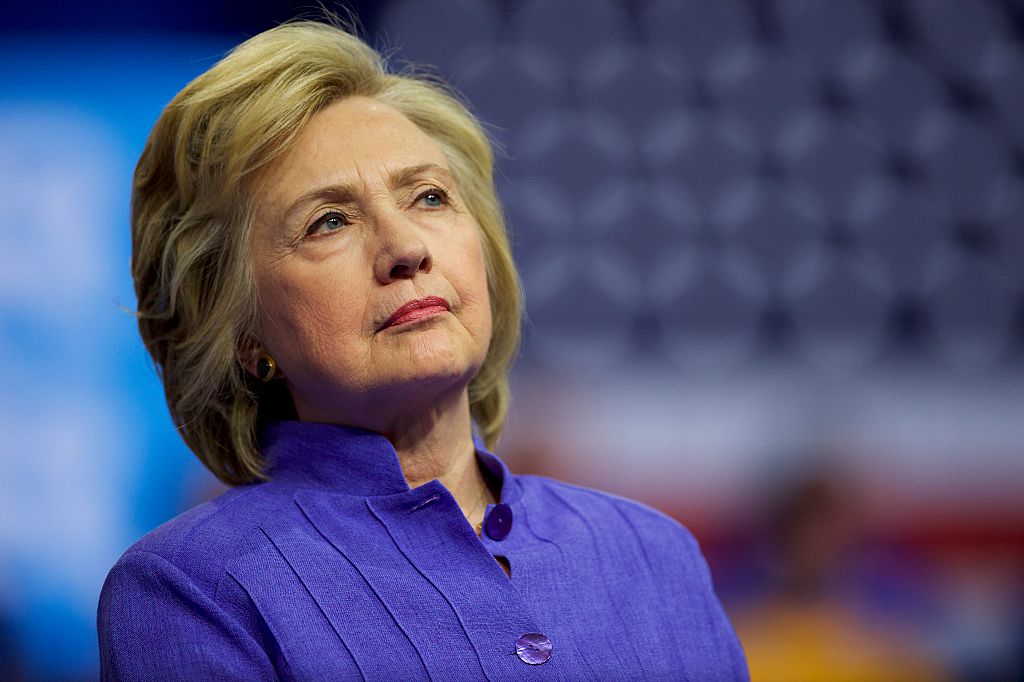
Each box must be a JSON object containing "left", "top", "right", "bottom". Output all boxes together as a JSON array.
[{"left": 282, "top": 163, "right": 454, "bottom": 224}]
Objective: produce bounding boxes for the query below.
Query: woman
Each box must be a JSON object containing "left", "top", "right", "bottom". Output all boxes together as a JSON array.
[{"left": 98, "top": 20, "right": 748, "bottom": 681}]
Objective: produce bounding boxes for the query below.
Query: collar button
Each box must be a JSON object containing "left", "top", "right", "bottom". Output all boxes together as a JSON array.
[{"left": 483, "top": 503, "right": 513, "bottom": 541}]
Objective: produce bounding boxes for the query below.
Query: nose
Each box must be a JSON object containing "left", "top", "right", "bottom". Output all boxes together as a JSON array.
[{"left": 373, "top": 211, "right": 432, "bottom": 284}]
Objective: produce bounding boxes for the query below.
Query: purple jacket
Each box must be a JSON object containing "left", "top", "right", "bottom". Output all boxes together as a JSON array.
[{"left": 98, "top": 421, "right": 748, "bottom": 680}]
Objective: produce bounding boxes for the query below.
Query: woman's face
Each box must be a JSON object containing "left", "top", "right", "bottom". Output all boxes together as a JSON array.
[{"left": 248, "top": 96, "right": 492, "bottom": 429}]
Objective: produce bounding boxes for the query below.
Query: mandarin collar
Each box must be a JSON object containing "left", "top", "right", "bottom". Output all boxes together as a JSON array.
[{"left": 260, "top": 420, "right": 517, "bottom": 503}]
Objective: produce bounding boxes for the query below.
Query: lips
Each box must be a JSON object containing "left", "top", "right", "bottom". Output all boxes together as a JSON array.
[{"left": 380, "top": 296, "right": 450, "bottom": 330}]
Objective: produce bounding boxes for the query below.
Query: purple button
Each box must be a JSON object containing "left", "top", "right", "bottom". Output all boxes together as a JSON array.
[
  {"left": 483, "top": 503, "right": 513, "bottom": 541},
  {"left": 515, "top": 633, "right": 552, "bottom": 665}
]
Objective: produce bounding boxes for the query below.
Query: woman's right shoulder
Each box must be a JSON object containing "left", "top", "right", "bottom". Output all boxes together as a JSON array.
[
  {"left": 98, "top": 483, "right": 285, "bottom": 680},
  {"left": 109, "top": 482, "right": 290, "bottom": 587}
]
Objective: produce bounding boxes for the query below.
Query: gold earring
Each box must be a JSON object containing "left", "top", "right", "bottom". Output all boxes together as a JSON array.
[{"left": 256, "top": 353, "right": 277, "bottom": 382}]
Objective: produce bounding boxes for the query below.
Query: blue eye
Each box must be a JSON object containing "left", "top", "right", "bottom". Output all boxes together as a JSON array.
[
  {"left": 419, "top": 190, "right": 447, "bottom": 207},
  {"left": 307, "top": 211, "right": 347, "bottom": 235}
]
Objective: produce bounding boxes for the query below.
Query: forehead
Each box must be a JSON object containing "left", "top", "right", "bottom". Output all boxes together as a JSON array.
[{"left": 254, "top": 96, "right": 450, "bottom": 215}]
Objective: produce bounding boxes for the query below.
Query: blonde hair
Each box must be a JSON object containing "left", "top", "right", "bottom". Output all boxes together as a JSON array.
[{"left": 132, "top": 20, "right": 521, "bottom": 485}]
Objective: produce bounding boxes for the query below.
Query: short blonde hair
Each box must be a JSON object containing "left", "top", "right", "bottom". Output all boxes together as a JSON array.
[{"left": 132, "top": 20, "right": 522, "bottom": 485}]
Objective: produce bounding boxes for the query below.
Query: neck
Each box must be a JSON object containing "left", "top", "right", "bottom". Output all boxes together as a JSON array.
[
  {"left": 296, "top": 385, "right": 494, "bottom": 523},
  {"left": 384, "top": 390, "right": 494, "bottom": 522}
]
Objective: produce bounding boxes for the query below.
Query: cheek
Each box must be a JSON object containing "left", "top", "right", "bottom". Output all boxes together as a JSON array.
[
  {"left": 459, "top": 239, "right": 493, "bottom": 344},
  {"left": 256, "top": 264, "right": 366, "bottom": 359}
]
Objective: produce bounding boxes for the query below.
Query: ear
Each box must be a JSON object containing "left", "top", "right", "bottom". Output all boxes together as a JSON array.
[{"left": 237, "top": 338, "right": 264, "bottom": 379}]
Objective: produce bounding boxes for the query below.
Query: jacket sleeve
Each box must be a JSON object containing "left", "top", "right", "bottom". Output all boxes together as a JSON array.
[
  {"left": 98, "top": 549, "right": 276, "bottom": 681},
  {"left": 678, "top": 528, "right": 751, "bottom": 681}
]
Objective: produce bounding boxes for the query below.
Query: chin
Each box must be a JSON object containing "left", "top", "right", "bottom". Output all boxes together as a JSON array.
[
  {"left": 382, "top": 344, "right": 480, "bottom": 397},
  {"left": 397, "top": 354, "right": 480, "bottom": 390}
]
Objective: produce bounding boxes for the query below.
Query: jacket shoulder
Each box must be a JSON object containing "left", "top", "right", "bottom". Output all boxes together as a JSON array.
[
  {"left": 99, "top": 525, "right": 279, "bottom": 680},
  {"left": 119, "top": 482, "right": 292, "bottom": 590},
  {"left": 516, "top": 474, "right": 702, "bottom": 558}
]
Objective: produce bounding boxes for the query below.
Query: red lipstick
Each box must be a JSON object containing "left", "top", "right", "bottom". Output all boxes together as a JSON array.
[{"left": 380, "top": 296, "right": 449, "bottom": 330}]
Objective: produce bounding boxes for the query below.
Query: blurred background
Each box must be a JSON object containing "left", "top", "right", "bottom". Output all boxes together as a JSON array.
[{"left": 1, "top": 0, "right": 1022, "bottom": 679}]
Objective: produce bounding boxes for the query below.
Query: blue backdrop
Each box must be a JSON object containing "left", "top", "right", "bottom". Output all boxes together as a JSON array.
[{"left": 0, "top": 34, "right": 236, "bottom": 678}]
